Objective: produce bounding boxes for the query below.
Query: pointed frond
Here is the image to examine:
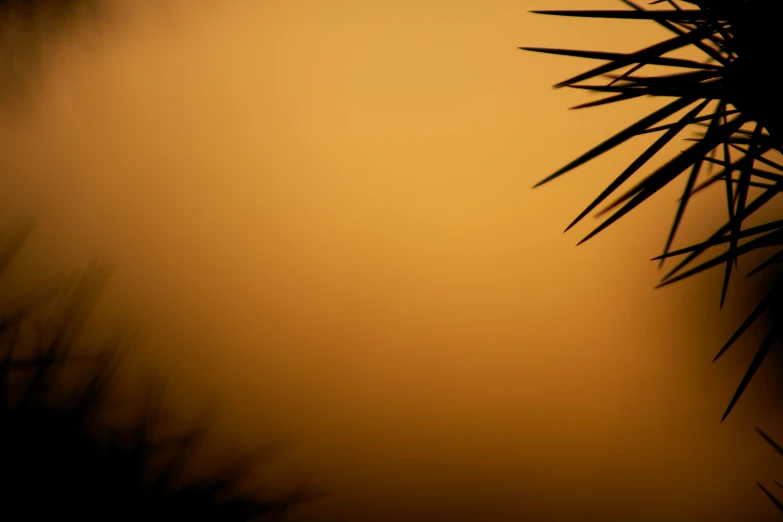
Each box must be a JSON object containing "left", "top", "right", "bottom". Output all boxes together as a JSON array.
[{"left": 533, "top": 97, "right": 697, "bottom": 188}]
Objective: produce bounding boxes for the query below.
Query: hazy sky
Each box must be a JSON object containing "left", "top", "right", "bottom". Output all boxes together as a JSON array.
[{"left": 0, "top": 1, "right": 782, "bottom": 520}]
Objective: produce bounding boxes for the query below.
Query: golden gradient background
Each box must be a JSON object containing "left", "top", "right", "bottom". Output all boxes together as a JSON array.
[{"left": 0, "top": 0, "right": 782, "bottom": 520}]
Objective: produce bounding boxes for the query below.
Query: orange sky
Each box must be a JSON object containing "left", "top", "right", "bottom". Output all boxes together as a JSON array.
[{"left": 0, "top": 0, "right": 782, "bottom": 520}]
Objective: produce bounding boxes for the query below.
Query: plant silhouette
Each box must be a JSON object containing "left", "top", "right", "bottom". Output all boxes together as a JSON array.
[
  {"left": 0, "top": 217, "right": 321, "bottom": 520},
  {"left": 523, "top": 0, "right": 783, "bottom": 513},
  {"left": 0, "top": 3, "right": 324, "bottom": 520},
  {"left": 523, "top": 1, "right": 783, "bottom": 421}
]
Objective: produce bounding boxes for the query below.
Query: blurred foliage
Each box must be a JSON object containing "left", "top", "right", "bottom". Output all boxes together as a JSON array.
[
  {"left": 0, "top": 217, "right": 322, "bottom": 520},
  {"left": 0, "top": 0, "right": 104, "bottom": 107}
]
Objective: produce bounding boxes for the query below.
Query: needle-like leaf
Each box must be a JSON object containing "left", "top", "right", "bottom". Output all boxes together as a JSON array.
[
  {"left": 721, "top": 327, "right": 776, "bottom": 421},
  {"left": 527, "top": 0, "right": 783, "bottom": 420}
]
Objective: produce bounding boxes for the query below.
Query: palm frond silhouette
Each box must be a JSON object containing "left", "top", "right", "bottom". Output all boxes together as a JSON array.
[
  {"left": 752, "top": 427, "right": 783, "bottom": 515},
  {"left": 524, "top": 0, "right": 783, "bottom": 421},
  {"left": 0, "top": 217, "right": 321, "bottom": 520}
]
